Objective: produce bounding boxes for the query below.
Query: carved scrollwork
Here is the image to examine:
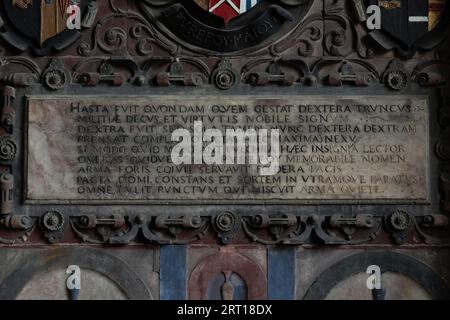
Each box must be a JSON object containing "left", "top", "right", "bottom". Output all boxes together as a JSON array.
[
  {"left": 101, "top": 27, "right": 128, "bottom": 54},
  {"left": 78, "top": 13, "right": 127, "bottom": 56},
  {"left": 243, "top": 213, "right": 382, "bottom": 245},
  {"left": 0, "top": 135, "right": 17, "bottom": 163},
  {"left": 0, "top": 210, "right": 447, "bottom": 246},
  {"left": 0, "top": 215, "right": 35, "bottom": 244},
  {"left": 324, "top": 7, "right": 357, "bottom": 58},
  {"left": 414, "top": 214, "right": 449, "bottom": 244},
  {"left": 413, "top": 60, "right": 449, "bottom": 88},
  {"left": 0, "top": 58, "right": 39, "bottom": 87},
  {"left": 79, "top": 4, "right": 178, "bottom": 57},
  {"left": 130, "top": 23, "right": 156, "bottom": 56},
  {"left": 129, "top": 21, "right": 178, "bottom": 56},
  {"left": 71, "top": 214, "right": 128, "bottom": 244},
  {"left": 270, "top": 13, "right": 323, "bottom": 56},
  {"left": 71, "top": 214, "right": 209, "bottom": 245}
]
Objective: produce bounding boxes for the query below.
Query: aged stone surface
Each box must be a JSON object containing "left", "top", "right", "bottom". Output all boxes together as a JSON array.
[
  {"left": 26, "top": 95, "right": 428, "bottom": 203},
  {"left": 325, "top": 272, "right": 432, "bottom": 300},
  {"left": 0, "top": 247, "right": 159, "bottom": 300},
  {"left": 16, "top": 267, "right": 128, "bottom": 300},
  {"left": 297, "top": 248, "right": 450, "bottom": 300}
]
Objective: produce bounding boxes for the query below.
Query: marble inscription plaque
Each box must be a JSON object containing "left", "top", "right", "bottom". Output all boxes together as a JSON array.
[{"left": 25, "top": 95, "right": 429, "bottom": 204}]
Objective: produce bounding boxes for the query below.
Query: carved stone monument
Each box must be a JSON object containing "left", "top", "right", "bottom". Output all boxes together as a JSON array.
[{"left": 0, "top": 0, "right": 449, "bottom": 300}]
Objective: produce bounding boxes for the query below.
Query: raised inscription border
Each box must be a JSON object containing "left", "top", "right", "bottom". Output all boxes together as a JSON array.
[{"left": 24, "top": 94, "right": 431, "bottom": 206}]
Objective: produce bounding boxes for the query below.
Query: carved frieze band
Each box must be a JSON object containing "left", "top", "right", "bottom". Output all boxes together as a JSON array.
[{"left": 0, "top": 210, "right": 449, "bottom": 245}]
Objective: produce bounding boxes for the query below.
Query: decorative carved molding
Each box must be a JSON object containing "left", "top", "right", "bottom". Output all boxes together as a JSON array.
[
  {"left": 0, "top": 0, "right": 448, "bottom": 247},
  {"left": 0, "top": 211, "right": 448, "bottom": 245}
]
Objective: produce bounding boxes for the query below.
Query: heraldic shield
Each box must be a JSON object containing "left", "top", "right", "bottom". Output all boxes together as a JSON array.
[
  {"left": 2, "top": 0, "right": 85, "bottom": 46},
  {"left": 365, "top": 0, "right": 447, "bottom": 46},
  {"left": 139, "top": 0, "right": 313, "bottom": 52},
  {"left": 193, "top": 0, "right": 262, "bottom": 25}
]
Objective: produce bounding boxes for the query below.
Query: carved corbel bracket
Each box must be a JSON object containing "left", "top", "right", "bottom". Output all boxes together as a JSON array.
[
  {"left": 327, "top": 61, "right": 376, "bottom": 86},
  {"left": 77, "top": 61, "right": 125, "bottom": 87},
  {"left": 329, "top": 213, "right": 375, "bottom": 240},
  {"left": 245, "top": 62, "right": 297, "bottom": 86},
  {"left": 71, "top": 213, "right": 209, "bottom": 245},
  {"left": 156, "top": 59, "right": 208, "bottom": 87}
]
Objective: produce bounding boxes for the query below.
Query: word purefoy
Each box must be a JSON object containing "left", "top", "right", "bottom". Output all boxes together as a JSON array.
[{"left": 171, "top": 121, "right": 280, "bottom": 176}]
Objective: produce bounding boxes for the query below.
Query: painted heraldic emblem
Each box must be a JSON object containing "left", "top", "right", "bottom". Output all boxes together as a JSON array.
[
  {"left": 365, "top": 0, "right": 448, "bottom": 47},
  {"left": 0, "top": 0, "right": 94, "bottom": 54},
  {"left": 194, "top": 0, "right": 261, "bottom": 25},
  {"left": 7, "top": 0, "right": 73, "bottom": 45}
]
